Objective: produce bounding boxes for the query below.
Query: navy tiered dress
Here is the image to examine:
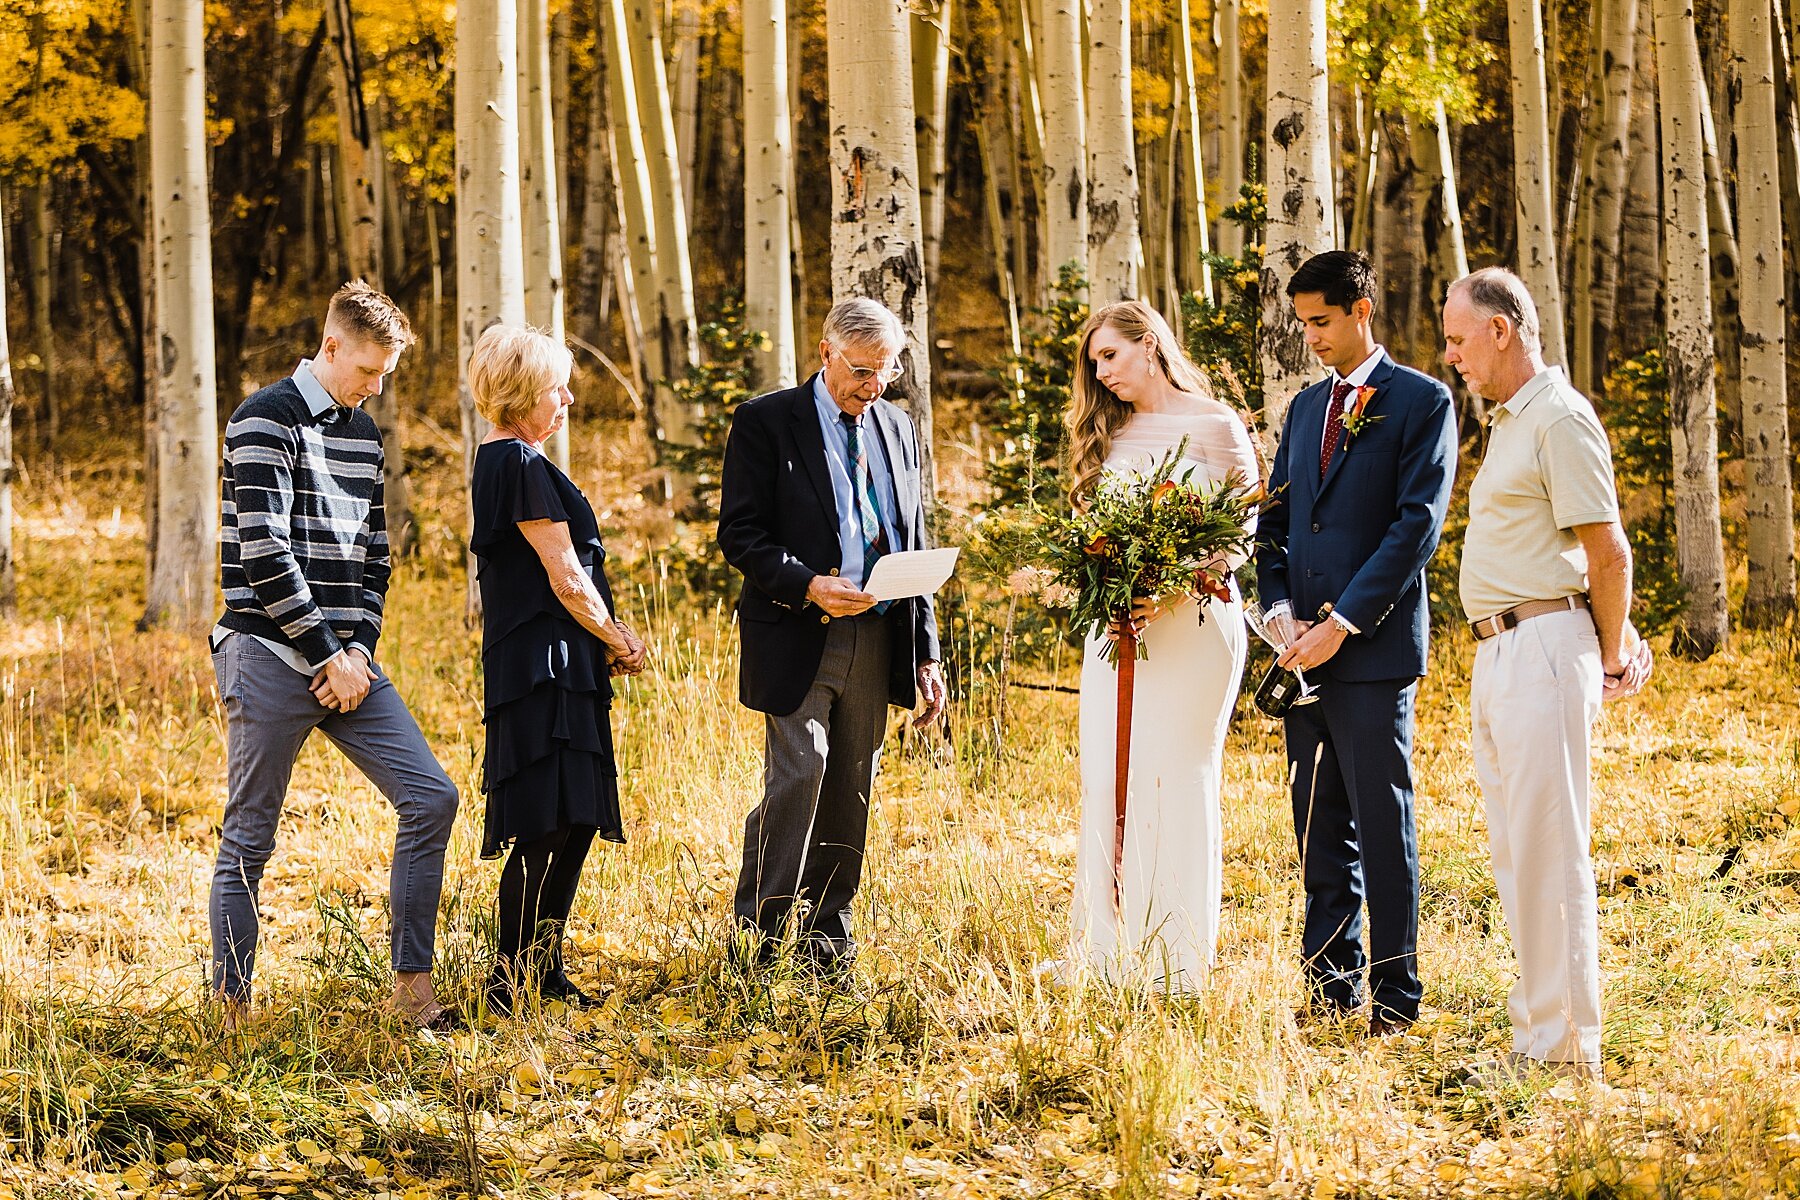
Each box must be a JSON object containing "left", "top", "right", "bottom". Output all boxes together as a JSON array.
[{"left": 470, "top": 439, "right": 625, "bottom": 859}]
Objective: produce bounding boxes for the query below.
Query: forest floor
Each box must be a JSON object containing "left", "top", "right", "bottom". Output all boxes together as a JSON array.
[{"left": 4, "top": 414, "right": 1800, "bottom": 1199}]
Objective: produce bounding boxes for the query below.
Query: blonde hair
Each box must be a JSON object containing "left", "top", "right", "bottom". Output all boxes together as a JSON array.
[
  {"left": 325, "top": 279, "right": 414, "bottom": 349},
  {"left": 469, "top": 324, "right": 575, "bottom": 428},
  {"left": 1067, "top": 300, "right": 1215, "bottom": 505}
]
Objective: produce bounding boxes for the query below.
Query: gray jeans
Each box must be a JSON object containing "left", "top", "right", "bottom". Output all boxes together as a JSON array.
[{"left": 210, "top": 633, "right": 459, "bottom": 1000}]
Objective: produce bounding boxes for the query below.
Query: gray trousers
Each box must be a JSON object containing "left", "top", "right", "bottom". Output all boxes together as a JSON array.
[
  {"left": 734, "top": 616, "right": 893, "bottom": 949},
  {"left": 210, "top": 633, "right": 459, "bottom": 1000}
]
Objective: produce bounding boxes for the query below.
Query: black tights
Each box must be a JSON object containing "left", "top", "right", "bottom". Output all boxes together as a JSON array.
[{"left": 495, "top": 825, "right": 596, "bottom": 974}]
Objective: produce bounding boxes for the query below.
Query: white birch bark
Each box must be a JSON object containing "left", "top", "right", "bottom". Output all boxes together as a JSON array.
[
  {"left": 912, "top": 0, "right": 953, "bottom": 293},
  {"left": 1506, "top": 0, "right": 1569, "bottom": 365},
  {"left": 1176, "top": 0, "right": 1212, "bottom": 297},
  {"left": 625, "top": 0, "right": 701, "bottom": 494},
  {"left": 1733, "top": 0, "right": 1795, "bottom": 626},
  {"left": 1261, "top": 0, "right": 1335, "bottom": 434},
  {"left": 324, "top": 0, "right": 415, "bottom": 551},
  {"left": 519, "top": 0, "right": 569, "bottom": 470},
  {"left": 827, "top": 0, "right": 934, "bottom": 491},
  {"left": 1216, "top": 0, "right": 1244, "bottom": 259},
  {"left": 1573, "top": 0, "right": 1638, "bottom": 399},
  {"left": 744, "top": 0, "right": 797, "bottom": 389},
  {"left": 670, "top": 0, "right": 702, "bottom": 219},
  {"left": 455, "top": 0, "right": 527, "bottom": 457},
  {"left": 603, "top": 0, "right": 662, "bottom": 409},
  {"left": 1040, "top": 0, "right": 1088, "bottom": 290},
  {"left": 1654, "top": 0, "right": 1728, "bottom": 657},
  {"left": 1085, "top": 0, "right": 1140, "bottom": 303},
  {"left": 144, "top": 0, "right": 219, "bottom": 630}
]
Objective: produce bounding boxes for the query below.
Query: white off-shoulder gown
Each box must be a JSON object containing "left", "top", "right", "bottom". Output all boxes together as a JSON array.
[{"left": 1071, "top": 409, "right": 1259, "bottom": 991}]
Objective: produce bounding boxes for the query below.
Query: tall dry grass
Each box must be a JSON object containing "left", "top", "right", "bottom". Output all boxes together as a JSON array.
[{"left": 2, "top": 420, "right": 1799, "bottom": 1198}]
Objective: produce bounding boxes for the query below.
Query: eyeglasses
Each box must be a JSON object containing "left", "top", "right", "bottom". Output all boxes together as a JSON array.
[{"left": 830, "top": 347, "right": 905, "bottom": 384}]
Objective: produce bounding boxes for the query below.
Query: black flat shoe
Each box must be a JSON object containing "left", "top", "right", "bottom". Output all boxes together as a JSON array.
[
  {"left": 541, "top": 968, "right": 601, "bottom": 1009},
  {"left": 483, "top": 972, "right": 516, "bottom": 1018}
]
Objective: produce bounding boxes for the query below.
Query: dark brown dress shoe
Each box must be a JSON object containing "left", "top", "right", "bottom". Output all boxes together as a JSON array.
[{"left": 1367, "top": 1014, "right": 1413, "bottom": 1038}]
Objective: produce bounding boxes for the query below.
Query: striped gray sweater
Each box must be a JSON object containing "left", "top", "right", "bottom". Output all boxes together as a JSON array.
[{"left": 217, "top": 377, "right": 389, "bottom": 669}]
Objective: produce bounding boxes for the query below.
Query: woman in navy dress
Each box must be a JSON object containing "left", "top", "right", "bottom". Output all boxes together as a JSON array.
[{"left": 468, "top": 325, "right": 647, "bottom": 1013}]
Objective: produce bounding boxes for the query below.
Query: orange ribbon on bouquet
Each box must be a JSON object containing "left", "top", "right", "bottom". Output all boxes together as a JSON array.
[{"left": 1111, "top": 617, "right": 1137, "bottom": 916}]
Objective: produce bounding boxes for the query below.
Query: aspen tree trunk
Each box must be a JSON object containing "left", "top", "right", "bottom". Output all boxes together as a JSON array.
[
  {"left": 671, "top": 0, "right": 701, "bottom": 219},
  {"left": 455, "top": 0, "right": 527, "bottom": 460},
  {"left": 1575, "top": 0, "right": 1638, "bottom": 401},
  {"left": 786, "top": 12, "right": 809, "bottom": 350},
  {"left": 1261, "top": 0, "right": 1335, "bottom": 434},
  {"left": 912, "top": 0, "right": 953, "bottom": 295},
  {"left": 826, "top": 0, "right": 935, "bottom": 493},
  {"left": 1700, "top": 72, "right": 1743, "bottom": 430},
  {"left": 1772, "top": 11, "right": 1800, "bottom": 288},
  {"left": 519, "top": 0, "right": 569, "bottom": 471},
  {"left": 1005, "top": 48, "right": 1036, "bottom": 304},
  {"left": 1655, "top": 0, "right": 1728, "bottom": 658},
  {"left": 624, "top": 0, "right": 702, "bottom": 504},
  {"left": 552, "top": 5, "right": 571, "bottom": 233},
  {"left": 1565, "top": 10, "right": 1605, "bottom": 305},
  {"left": 1216, "top": 0, "right": 1244, "bottom": 259},
  {"left": 603, "top": 7, "right": 661, "bottom": 405},
  {"left": 1507, "top": 0, "right": 1569, "bottom": 365},
  {"left": 1086, "top": 0, "right": 1141, "bottom": 303},
  {"left": 1348, "top": 97, "right": 1380, "bottom": 254},
  {"left": 577, "top": 18, "right": 615, "bottom": 349},
  {"left": 143, "top": 0, "right": 219, "bottom": 631},
  {"left": 0, "top": 186, "right": 14, "bottom": 614},
  {"left": 1733, "top": 0, "right": 1796, "bottom": 627},
  {"left": 1176, "top": 0, "right": 1213, "bottom": 298},
  {"left": 1618, "top": 23, "right": 1663, "bottom": 357},
  {"left": 1407, "top": 105, "right": 1470, "bottom": 308},
  {"left": 128, "top": 0, "right": 160, "bottom": 578},
  {"left": 1004, "top": 0, "right": 1050, "bottom": 293},
  {"left": 25, "top": 186, "right": 55, "bottom": 447},
  {"left": 325, "top": 0, "right": 416, "bottom": 551},
  {"left": 744, "top": 0, "right": 797, "bottom": 390},
  {"left": 977, "top": 92, "right": 1026, "bottom": 383},
  {"left": 1041, "top": 0, "right": 1089, "bottom": 290}
]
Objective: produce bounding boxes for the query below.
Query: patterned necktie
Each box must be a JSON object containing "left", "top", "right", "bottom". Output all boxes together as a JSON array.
[
  {"left": 1320, "top": 379, "right": 1354, "bottom": 480},
  {"left": 841, "top": 414, "right": 888, "bottom": 587}
]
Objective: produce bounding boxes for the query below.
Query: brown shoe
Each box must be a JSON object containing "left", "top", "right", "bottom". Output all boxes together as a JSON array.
[
  {"left": 1367, "top": 1014, "right": 1413, "bottom": 1038},
  {"left": 1294, "top": 1002, "right": 1358, "bottom": 1028}
]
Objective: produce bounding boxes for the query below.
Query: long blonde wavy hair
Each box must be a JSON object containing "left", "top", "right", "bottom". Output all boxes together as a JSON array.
[{"left": 1066, "top": 300, "right": 1217, "bottom": 506}]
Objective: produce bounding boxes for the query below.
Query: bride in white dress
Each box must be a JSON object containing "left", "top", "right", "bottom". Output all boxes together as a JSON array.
[{"left": 1064, "top": 301, "right": 1260, "bottom": 991}]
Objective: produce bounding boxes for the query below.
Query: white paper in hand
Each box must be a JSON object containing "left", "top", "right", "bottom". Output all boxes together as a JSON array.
[{"left": 862, "top": 547, "right": 960, "bottom": 601}]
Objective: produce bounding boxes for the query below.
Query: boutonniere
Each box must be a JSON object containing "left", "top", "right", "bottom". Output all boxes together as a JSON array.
[{"left": 1340, "top": 384, "right": 1385, "bottom": 438}]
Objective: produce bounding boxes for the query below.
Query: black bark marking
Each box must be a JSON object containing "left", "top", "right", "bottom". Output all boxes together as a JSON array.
[{"left": 1272, "top": 112, "right": 1305, "bottom": 149}]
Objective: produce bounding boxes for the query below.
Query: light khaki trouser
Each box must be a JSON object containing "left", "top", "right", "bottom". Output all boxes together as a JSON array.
[{"left": 1470, "top": 607, "right": 1603, "bottom": 1065}]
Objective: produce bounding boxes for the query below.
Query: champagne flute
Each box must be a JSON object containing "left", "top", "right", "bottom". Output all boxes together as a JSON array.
[{"left": 1242, "top": 601, "right": 1320, "bottom": 707}]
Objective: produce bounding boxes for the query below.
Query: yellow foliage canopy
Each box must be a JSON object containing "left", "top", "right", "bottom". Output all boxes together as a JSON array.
[{"left": 0, "top": 0, "right": 144, "bottom": 179}]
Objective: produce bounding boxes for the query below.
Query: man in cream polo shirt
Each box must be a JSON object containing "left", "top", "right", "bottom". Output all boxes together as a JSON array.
[{"left": 1442, "top": 267, "right": 1652, "bottom": 1084}]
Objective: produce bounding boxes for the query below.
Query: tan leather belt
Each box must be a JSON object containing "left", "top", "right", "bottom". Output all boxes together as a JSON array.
[{"left": 1469, "top": 594, "right": 1589, "bottom": 641}]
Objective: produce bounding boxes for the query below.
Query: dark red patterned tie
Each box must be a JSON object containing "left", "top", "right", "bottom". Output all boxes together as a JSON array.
[{"left": 1320, "top": 380, "right": 1354, "bottom": 480}]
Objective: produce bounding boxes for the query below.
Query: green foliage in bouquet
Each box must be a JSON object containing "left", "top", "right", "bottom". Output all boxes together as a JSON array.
[
  {"left": 1180, "top": 182, "right": 1264, "bottom": 417},
  {"left": 984, "top": 263, "right": 1091, "bottom": 509},
  {"left": 981, "top": 441, "right": 1263, "bottom": 664}
]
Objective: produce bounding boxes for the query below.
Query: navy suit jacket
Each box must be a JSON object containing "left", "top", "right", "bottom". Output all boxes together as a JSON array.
[
  {"left": 1255, "top": 352, "right": 1457, "bottom": 683},
  {"left": 717, "top": 375, "right": 942, "bottom": 716}
]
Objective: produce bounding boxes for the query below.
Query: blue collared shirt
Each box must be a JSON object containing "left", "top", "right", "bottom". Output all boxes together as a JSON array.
[
  {"left": 293, "top": 357, "right": 340, "bottom": 419},
  {"left": 812, "top": 374, "right": 901, "bottom": 587}
]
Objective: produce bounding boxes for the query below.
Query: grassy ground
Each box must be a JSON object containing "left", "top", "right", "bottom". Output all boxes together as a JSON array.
[{"left": 4, "top": 417, "right": 1800, "bottom": 1199}]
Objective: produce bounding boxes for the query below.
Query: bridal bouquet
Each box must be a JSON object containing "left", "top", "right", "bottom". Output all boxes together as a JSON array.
[{"left": 1002, "top": 442, "right": 1263, "bottom": 662}]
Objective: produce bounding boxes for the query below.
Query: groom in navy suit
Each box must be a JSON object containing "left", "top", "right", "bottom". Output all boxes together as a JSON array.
[{"left": 1255, "top": 251, "right": 1457, "bottom": 1036}]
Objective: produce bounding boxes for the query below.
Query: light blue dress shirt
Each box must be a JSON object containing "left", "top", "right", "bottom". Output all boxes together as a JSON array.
[{"left": 812, "top": 375, "right": 902, "bottom": 588}]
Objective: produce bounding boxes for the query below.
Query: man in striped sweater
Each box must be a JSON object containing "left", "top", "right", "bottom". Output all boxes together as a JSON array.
[{"left": 210, "top": 282, "right": 460, "bottom": 1029}]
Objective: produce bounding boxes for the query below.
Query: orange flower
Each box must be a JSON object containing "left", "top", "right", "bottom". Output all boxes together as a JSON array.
[
  {"left": 1353, "top": 384, "right": 1378, "bottom": 417},
  {"left": 1150, "top": 480, "right": 1178, "bottom": 505},
  {"left": 1084, "top": 534, "right": 1110, "bottom": 556}
]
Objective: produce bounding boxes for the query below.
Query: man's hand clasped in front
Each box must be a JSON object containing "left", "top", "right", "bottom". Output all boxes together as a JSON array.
[
  {"left": 1602, "top": 626, "right": 1653, "bottom": 703},
  {"left": 310, "top": 646, "right": 377, "bottom": 713}
]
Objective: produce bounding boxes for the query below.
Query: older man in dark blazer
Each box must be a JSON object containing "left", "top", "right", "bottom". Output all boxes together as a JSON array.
[
  {"left": 1257, "top": 251, "right": 1457, "bottom": 1037},
  {"left": 717, "top": 297, "right": 946, "bottom": 972}
]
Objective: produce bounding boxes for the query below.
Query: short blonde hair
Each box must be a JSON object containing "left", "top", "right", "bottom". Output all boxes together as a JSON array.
[
  {"left": 326, "top": 279, "right": 415, "bottom": 349},
  {"left": 469, "top": 324, "right": 575, "bottom": 428}
]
